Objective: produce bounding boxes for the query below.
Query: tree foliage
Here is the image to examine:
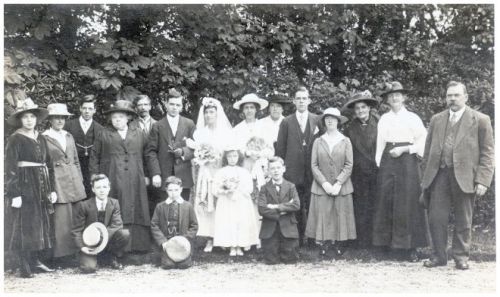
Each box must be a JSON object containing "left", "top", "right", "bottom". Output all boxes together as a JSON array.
[{"left": 4, "top": 4, "right": 495, "bottom": 228}]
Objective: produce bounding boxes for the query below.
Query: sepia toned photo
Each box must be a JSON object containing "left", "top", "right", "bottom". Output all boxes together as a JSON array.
[{"left": 2, "top": 2, "right": 496, "bottom": 294}]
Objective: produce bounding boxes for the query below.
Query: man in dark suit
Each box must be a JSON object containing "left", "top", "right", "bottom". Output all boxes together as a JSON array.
[
  {"left": 129, "top": 94, "right": 158, "bottom": 216},
  {"left": 276, "top": 86, "right": 320, "bottom": 246},
  {"left": 64, "top": 95, "right": 104, "bottom": 198},
  {"left": 258, "top": 157, "right": 300, "bottom": 264},
  {"left": 72, "top": 174, "right": 130, "bottom": 273},
  {"left": 145, "top": 89, "right": 196, "bottom": 202},
  {"left": 421, "top": 81, "right": 494, "bottom": 270}
]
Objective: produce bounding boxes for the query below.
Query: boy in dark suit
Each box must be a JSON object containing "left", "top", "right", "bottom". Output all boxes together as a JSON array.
[
  {"left": 72, "top": 174, "right": 130, "bottom": 273},
  {"left": 258, "top": 157, "right": 300, "bottom": 264},
  {"left": 151, "top": 176, "right": 198, "bottom": 269}
]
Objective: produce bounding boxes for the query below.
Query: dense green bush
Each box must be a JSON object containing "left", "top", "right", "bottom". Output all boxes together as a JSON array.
[{"left": 4, "top": 4, "right": 494, "bottom": 229}]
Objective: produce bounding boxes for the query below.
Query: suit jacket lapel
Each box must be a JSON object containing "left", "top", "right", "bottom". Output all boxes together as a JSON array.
[
  {"left": 318, "top": 138, "right": 334, "bottom": 161},
  {"left": 44, "top": 135, "right": 66, "bottom": 154},
  {"left": 88, "top": 198, "right": 98, "bottom": 223},
  {"left": 178, "top": 203, "right": 184, "bottom": 231},
  {"left": 162, "top": 118, "right": 174, "bottom": 142},
  {"left": 307, "top": 114, "right": 316, "bottom": 135},
  {"left": 435, "top": 112, "right": 448, "bottom": 150},
  {"left": 104, "top": 199, "right": 112, "bottom": 226},
  {"left": 278, "top": 181, "right": 290, "bottom": 201},
  {"left": 174, "top": 117, "right": 187, "bottom": 142},
  {"left": 266, "top": 183, "right": 280, "bottom": 204},
  {"left": 454, "top": 107, "right": 474, "bottom": 148}
]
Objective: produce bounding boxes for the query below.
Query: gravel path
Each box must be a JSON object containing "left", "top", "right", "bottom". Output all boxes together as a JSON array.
[{"left": 4, "top": 260, "right": 495, "bottom": 294}]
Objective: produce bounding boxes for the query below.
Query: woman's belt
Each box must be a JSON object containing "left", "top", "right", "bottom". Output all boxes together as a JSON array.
[
  {"left": 17, "top": 161, "right": 47, "bottom": 167},
  {"left": 384, "top": 142, "right": 412, "bottom": 150}
]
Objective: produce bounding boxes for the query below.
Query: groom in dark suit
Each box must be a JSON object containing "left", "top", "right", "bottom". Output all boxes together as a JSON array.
[
  {"left": 421, "top": 81, "right": 494, "bottom": 270},
  {"left": 276, "top": 86, "right": 320, "bottom": 246},
  {"left": 145, "top": 89, "right": 196, "bottom": 202}
]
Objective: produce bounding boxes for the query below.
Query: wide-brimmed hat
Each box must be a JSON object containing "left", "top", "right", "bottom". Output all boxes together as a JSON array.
[
  {"left": 233, "top": 93, "right": 269, "bottom": 110},
  {"left": 103, "top": 100, "right": 137, "bottom": 116},
  {"left": 342, "top": 90, "right": 379, "bottom": 110},
  {"left": 267, "top": 93, "right": 292, "bottom": 106},
  {"left": 321, "top": 107, "right": 349, "bottom": 124},
  {"left": 381, "top": 81, "right": 410, "bottom": 97},
  {"left": 46, "top": 103, "right": 73, "bottom": 118},
  {"left": 164, "top": 236, "right": 191, "bottom": 262},
  {"left": 7, "top": 98, "right": 49, "bottom": 127},
  {"left": 82, "top": 222, "right": 109, "bottom": 254}
]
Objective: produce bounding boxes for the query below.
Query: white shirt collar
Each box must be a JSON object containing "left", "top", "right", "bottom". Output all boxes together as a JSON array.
[
  {"left": 296, "top": 110, "right": 309, "bottom": 119},
  {"left": 96, "top": 197, "right": 108, "bottom": 210},
  {"left": 165, "top": 197, "right": 184, "bottom": 204},
  {"left": 449, "top": 106, "right": 466, "bottom": 121},
  {"left": 167, "top": 114, "right": 180, "bottom": 121},
  {"left": 79, "top": 116, "right": 93, "bottom": 125}
]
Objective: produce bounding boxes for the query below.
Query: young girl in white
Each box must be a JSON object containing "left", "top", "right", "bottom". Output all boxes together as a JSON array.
[{"left": 212, "top": 146, "right": 260, "bottom": 256}]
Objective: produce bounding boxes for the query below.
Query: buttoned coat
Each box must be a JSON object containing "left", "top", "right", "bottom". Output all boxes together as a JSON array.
[
  {"left": 276, "top": 113, "right": 321, "bottom": 186},
  {"left": 145, "top": 116, "right": 196, "bottom": 188},
  {"left": 43, "top": 132, "right": 87, "bottom": 203},
  {"left": 150, "top": 201, "right": 198, "bottom": 246},
  {"left": 258, "top": 179, "right": 300, "bottom": 239},
  {"left": 421, "top": 107, "right": 494, "bottom": 193},
  {"left": 72, "top": 197, "right": 124, "bottom": 248},
  {"left": 310, "top": 136, "right": 354, "bottom": 196},
  {"left": 89, "top": 126, "right": 150, "bottom": 227}
]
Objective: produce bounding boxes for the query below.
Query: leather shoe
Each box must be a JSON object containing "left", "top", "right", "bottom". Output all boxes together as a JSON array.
[
  {"left": 34, "top": 260, "right": 55, "bottom": 273},
  {"left": 109, "top": 257, "right": 124, "bottom": 270},
  {"left": 455, "top": 260, "right": 469, "bottom": 270},
  {"left": 423, "top": 258, "right": 447, "bottom": 268},
  {"left": 408, "top": 250, "right": 419, "bottom": 262}
]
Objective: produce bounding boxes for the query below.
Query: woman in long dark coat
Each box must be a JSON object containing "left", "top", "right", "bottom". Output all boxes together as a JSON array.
[
  {"left": 372, "top": 82, "right": 428, "bottom": 261},
  {"left": 343, "top": 91, "right": 379, "bottom": 248},
  {"left": 5, "top": 99, "right": 57, "bottom": 278},
  {"left": 42, "top": 103, "right": 87, "bottom": 260},
  {"left": 89, "top": 100, "right": 150, "bottom": 253}
]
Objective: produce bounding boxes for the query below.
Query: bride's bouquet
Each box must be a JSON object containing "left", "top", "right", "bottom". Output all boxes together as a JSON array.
[{"left": 193, "top": 143, "right": 220, "bottom": 166}]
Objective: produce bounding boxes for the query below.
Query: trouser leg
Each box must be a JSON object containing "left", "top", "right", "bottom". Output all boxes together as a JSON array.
[
  {"left": 279, "top": 233, "right": 299, "bottom": 264},
  {"left": 107, "top": 229, "right": 131, "bottom": 258},
  {"left": 295, "top": 184, "right": 309, "bottom": 244},
  {"left": 261, "top": 229, "right": 280, "bottom": 264},
  {"left": 428, "top": 168, "right": 453, "bottom": 263},
  {"left": 449, "top": 169, "right": 475, "bottom": 262}
]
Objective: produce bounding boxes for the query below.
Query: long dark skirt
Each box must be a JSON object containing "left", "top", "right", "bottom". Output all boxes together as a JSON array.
[
  {"left": 352, "top": 167, "right": 378, "bottom": 247},
  {"left": 124, "top": 224, "right": 151, "bottom": 252},
  {"left": 372, "top": 143, "right": 428, "bottom": 249},
  {"left": 53, "top": 203, "right": 78, "bottom": 257}
]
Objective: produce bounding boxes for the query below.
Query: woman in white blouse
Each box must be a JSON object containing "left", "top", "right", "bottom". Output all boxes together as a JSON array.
[{"left": 372, "top": 82, "right": 429, "bottom": 261}]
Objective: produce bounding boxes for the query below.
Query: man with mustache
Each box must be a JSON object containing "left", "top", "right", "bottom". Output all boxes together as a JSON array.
[{"left": 421, "top": 81, "right": 494, "bottom": 270}]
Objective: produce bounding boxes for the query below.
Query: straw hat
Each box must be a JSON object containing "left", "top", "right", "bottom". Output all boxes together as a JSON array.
[
  {"left": 342, "top": 90, "right": 379, "bottom": 110},
  {"left": 267, "top": 93, "right": 292, "bottom": 106},
  {"left": 164, "top": 236, "right": 192, "bottom": 262},
  {"left": 321, "top": 107, "right": 349, "bottom": 125},
  {"left": 103, "top": 100, "right": 137, "bottom": 116},
  {"left": 46, "top": 103, "right": 73, "bottom": 117},
  {"left": 7, "top": 98, "right": 49, "bottom": 126},
  {"left": 82, "top": 222, "right": 109, "bottom": 254},
  {"left": 233, "top": 93, "right": 269, "bottom": 110}
]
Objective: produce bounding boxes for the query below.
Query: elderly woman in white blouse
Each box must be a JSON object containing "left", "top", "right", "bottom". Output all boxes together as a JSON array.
[{"left": 372, "top": 82, "right": 429, "bottom": 262}]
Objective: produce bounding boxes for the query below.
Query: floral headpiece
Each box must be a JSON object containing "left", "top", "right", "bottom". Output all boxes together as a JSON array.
[{"left": 201, "top": 97, "right": 220, "bottom": 109}]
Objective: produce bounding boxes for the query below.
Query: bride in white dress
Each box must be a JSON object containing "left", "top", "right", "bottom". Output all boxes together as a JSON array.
[{"left": 188, "top": 97, "right": 232, "bottom": 252}]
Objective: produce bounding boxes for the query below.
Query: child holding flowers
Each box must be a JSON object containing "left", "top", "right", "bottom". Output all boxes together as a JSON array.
[{"left": 212, "top": 145, "right": 260, "bottom": 257}]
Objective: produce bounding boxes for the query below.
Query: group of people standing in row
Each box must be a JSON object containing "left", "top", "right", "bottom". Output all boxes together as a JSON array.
[{"left": 5, "top": 80, "right": 494, "bottom": 278}]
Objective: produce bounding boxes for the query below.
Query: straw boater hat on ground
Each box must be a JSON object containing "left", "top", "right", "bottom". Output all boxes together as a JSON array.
[
  {"left": 164, "top": 236, "right": 192, "bottom": 262},
  {"left": 82, "top": 222, "right": 109, "bottom": 254},
  {"left": 233, "top": 93, "right": 269, "bottom": 110},
  {"left": 7, "top": 98, "right": 49, "bottom": 127},
  {"left": 46, "top": 103, "right": 73, "bottom": 118},
  {"left": 103, "top": 100, "right": 137, "bottom": 116},
  {"left": 342, "top": 90, "right": 379, "bottom": 110},
  {"left": 321, "top": 107, "right": 349, "bottom": 125},
  {"left": 381, "top": 81, "right": 410, "bottom": 97}
]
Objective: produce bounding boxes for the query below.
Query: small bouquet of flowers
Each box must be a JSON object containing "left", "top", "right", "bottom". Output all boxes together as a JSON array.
[
  {"left": 220, "top": 176, "right": 240, "bottom": 197},
  {"left": 245, "top": 137, "right": 274, "bottom": 190},
  {"left": 193, "top": 143, "right": 220, "bottom": 166}
]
